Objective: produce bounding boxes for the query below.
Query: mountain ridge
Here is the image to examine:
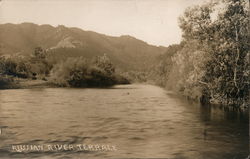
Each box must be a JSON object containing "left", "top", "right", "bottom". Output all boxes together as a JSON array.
[{"left": 0, "top": 22, "right": 167, "bottom": 71}]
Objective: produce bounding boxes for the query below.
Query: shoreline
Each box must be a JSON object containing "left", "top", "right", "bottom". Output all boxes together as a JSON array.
[
  {"left": 1, "top": 79, "right": 247, "bottom": 111},
  {"left": 0, "top": 78, "right": 129, "bottom": 90},
  {"left": 0, "top": 78, "right": 56, "bottom": 90}
]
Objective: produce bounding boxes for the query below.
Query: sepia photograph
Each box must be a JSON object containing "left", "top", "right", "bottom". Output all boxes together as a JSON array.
[{"left": 0, "top": 0, "right": 249, "bottom": 158}]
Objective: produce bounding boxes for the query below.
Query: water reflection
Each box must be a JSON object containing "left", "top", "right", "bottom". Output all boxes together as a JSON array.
[{"left": 200, "top": 104, "right": 248, "bottom": 122}]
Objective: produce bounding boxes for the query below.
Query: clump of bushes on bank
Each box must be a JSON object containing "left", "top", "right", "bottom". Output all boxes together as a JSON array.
[
  {"left": 0, "top": 48, "right": 129, "bottom": 88},
  {"left": 49, "top": 54, "right": 129, "bottom": 87},
  {"left": 0, "top": 47, "right": 52, "bottom": 80},
  {"left": 0, "top": 55, "right": 31, "bottom": 78}
]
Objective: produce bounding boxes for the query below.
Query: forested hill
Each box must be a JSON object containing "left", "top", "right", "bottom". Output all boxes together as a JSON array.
[{"left": 0, "top": 23, "right": 166, "bottom": 71}]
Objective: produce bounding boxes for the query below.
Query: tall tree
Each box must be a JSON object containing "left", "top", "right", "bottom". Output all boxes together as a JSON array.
[{"left": 179, "top": 0, "right": 249, "bottom": 105}]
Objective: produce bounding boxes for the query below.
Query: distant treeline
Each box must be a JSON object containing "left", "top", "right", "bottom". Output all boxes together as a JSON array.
[
  {"left": 149, "top": 0, "right": 249, "bottom": 108},
  {"left": 0, "top": 47, "right": 129, "bottom": 88}
]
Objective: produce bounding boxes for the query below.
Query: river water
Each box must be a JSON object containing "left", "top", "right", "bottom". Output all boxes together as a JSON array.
[{"left": 0, "top": 84, "right": 248, "bottom": 159}]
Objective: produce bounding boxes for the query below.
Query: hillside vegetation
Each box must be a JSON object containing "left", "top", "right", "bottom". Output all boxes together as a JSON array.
[{"left": 0, "top": 23, "right": 166, "bottom": 71}]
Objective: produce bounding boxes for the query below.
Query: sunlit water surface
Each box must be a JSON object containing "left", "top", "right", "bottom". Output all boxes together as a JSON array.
[{"left": 0, "top": 84, "right": 248, "bottom": 159}]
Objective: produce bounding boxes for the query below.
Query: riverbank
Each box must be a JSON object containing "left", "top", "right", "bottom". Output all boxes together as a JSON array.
[
  {"left": 15, "top": 79, "right": 56, "bottom": 89},
  {"left": 146, "top": 80, "right": 249, "bottom": 111},
  {"left": 0, "top": 76, "right": 130, "bottom": 89},
  {"left": 175, "top": 90, "right": 249, "bottom": 111},
  {"left": 0, "top": 77, "right": 55, "bottom": 89}
]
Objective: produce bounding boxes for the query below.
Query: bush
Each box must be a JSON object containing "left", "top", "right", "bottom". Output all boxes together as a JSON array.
[
  {"left": 0, "top": 56, "right": 31, "bottom": 78},
  {"left": 49, "top": 55, "right": 125, "bottom": 87},
  {"left": 0, "top": 47, "right": 53, "bottom": 80}
]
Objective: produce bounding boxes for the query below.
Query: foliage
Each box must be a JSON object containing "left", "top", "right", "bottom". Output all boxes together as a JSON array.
[
  {"left": 166, "top": 40, "right": 208, "bottom": 100},
  {"left": 154, "top": 0, "right": 249, "bottom": 107},
  {"left": 91, "top": 54, "right": 115, "bottom": 76},
  {"left": 29, "top": 47, "right": 52, "bottom": 77},
  {"left": 202, "top": 0, "right": 250, "bottom": 106},
  {"left": 0, "top": 47, "right": 53, "bottom": 80},
  {"left": 180, "top": 0, "right": 250, "bottom": 106},
  {"left": 0, "top": 45, "right": 129, "bottom": 88},
  {"left": 49, "top": 55, "right": 126, "bottom": 87},
  {"left": 121, "top": 71, "right": 148, "bottom": 83},
  {"left": 148, "top": 44, "right": 183, "bottom": 86},
  {"left": 0, "top": 55, "right": 31, "bottom": 78}
]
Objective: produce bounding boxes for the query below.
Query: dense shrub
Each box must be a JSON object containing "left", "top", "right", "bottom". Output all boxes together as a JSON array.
[
  {"left": 29, "top": 47, "right": 52, "bottom": 78},
  {"left": 0, "top": 47, "right": 53, "bottom": 80},
  {"left": 49, "top": 55, "right": 126, "bottom": 87},
  {"left": 0, "top": 55, "right": 31, "bottom": 78}
]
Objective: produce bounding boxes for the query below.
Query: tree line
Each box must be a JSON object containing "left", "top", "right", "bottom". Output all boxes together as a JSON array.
[
  {"left": 0, "top": 47, "right": 129, "bottom": 88},
  {"left": 150, "top": 0, "right": 249, "bottom": 108}
]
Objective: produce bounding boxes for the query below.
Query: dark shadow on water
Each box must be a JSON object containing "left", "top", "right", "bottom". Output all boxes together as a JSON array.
[
  {"left": 199, "top": 103, "right": 249, "bottom": 123},
  {"left": 165, "top": 91, "right": 248, "bottom": 123}
]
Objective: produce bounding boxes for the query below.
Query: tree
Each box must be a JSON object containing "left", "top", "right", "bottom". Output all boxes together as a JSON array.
[
  {"left": 33, "top": 47, "right": 46, "bottom": 59},
  {"left": 49, "top": 56, "right": 118, "bottom": 87},
  {"left": 204, "top": 0, "right": 249, "bottom": 105},
  {"left": 92, "top": 54, "right": 115, "bottom": 76},
  {"left": 30, "top": 47, "right": 51, "bottom": 77},
  {"left": 178, "top": 0, "right": 250, "bottom": 106}
]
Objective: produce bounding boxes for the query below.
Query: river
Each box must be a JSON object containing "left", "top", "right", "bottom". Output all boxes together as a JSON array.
[{"left": 0, "top": 84, "right": 248, "bottom": 159}]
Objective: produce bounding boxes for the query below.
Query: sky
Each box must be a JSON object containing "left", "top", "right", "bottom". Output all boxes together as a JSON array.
[{"left": 0, "top": 0, "right": 205, "bottom": 46}]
